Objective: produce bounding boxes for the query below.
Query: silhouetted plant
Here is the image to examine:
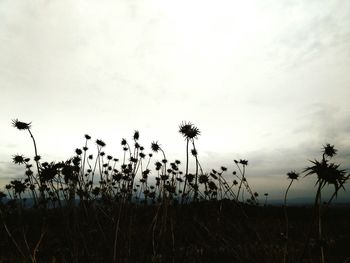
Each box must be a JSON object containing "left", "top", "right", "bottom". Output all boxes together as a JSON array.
[
  {"left": 178, "top": 121, "right": 200, "bottom": 203},
  {"left": 283, "top": 170, "right": 299, "bottom": 263},
  {"left": 300, "top": 144, "right": 348, "bottom": 263}
]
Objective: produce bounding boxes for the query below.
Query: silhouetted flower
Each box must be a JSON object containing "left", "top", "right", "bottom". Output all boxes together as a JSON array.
[
  {"left": 34, "top": 155, "right": 41, "bottom": 161},
  {"left": 151, "top": 141, "right": 161, "bottom": 152},
  {"left": 40, "top": 163, "right": 58, "bottom": 182},
  {"left": 12, "top": 119, "right": 31, "bottom": 130},
  {"left": 96, "top": 139, "right": 106, "bottom": 147},
  {"left": 155, "top": 161, "right": 162, "bottom": 170},
  {"left": 75, "top": 148, "right": 82, "bottom": 155},
  {"left": 11, "top": 180, "right": 26, "bottom": 194},
  {"left": 323, "top": 143, "right": 337, "bottom": 158},
  {"left": 239, "top": 159, "right": 248, "bottom": 165},
  {"left": 179, "top": 121, "right": 200, "bottom": 140},
  {"left": 121, "top": 138, "right": 127, "bottom": 146},
  {"left": 221, "top": 166, "right": 227, "bottom": 172},
  {"left": 133, "top": 130, "right": 140, "bottom": 140},
  {"left": 191, "top": 149, "right": 197, "bottom": 156},
  {"left": 84, "top": 134, "right": 91, "bottom": 140},
  {"left": 304, "top": 159, "right": 347, "bottom": 195},
  {"left": 287, "top": 171, "right": 299, "bottom": 180},
  {"left": 12, "top": 154, "right": 26, "bottom": 165}
]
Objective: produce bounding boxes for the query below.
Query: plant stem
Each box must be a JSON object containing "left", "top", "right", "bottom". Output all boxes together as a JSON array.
[{"left": 283, "top": 179, "right": 294, "bottom": 263}]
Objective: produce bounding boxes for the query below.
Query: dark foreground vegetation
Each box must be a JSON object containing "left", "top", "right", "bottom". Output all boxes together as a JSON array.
[{"left": 0, "top": 120, "right": 349, "bottom": 262}]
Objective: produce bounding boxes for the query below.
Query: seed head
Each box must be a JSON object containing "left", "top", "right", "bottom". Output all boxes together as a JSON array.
[
  {"left": 96, "top": 139, "right": 106, "bottom": 147},
  {"left": 178, "top": 121, "right": 200, "bottom": 140},
  {"left": 12, "top": 154, "right": 26, "bottom": 165},
  {"left": 12, "top": 119, "right": 31, "bottom": 130},
  {"left": 191, "top": 148, "right": 197, "bottom": 156},
  {"left": 133, "top": 130, "right": 140, "bottom": 140},
  {"left": 323, "top": 143, "right": 337, "bottom": 158},
  {"left": 151, "top": 141, "right": 161, "bottom": 152},
  {"left": 287, "top": 171, "right": 299, "bottom": 180}
]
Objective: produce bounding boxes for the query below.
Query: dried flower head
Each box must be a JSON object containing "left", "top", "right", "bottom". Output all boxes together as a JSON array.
[
  {"left": 151, "top": 141, "right": 161, "bottom": 152},
  {"left": 304, "top": 159, "right": 347, "bottom": 194},
  {"left": 287, "top": 171, "right": 299, "bottom": 180},
  {"left": 121, "top": 138, "right": 127, "bottom": 146},
  {"left": 178, "top": 121, "right": 200, "bottom": 140},
  {"left": 323, "top": 143, "right": 337, "bottom": 158},
  {"left": 191, "top": 148, "right": 197, "bottom": 156},
  {"left": 12, "top": 154, "right": 26, "bottom": 165},
  {"left": 96, "top": 139, "right": 106, "bottom": 147},
  {"left": 239, "top": 159, "right": 248, "bottom": 166},
  {"left": 133, "top": 130, "right": 140, "bottom": 140},
  {"left": 12, "top": 119, "right": 31, "bottom": 130}
]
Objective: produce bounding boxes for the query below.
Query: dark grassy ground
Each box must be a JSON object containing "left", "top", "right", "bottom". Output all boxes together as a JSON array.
[{"left": 1, "top": 200, "right": 350, "bottom": 263}]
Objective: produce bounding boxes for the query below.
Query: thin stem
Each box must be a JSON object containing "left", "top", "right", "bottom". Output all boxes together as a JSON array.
[
  {"left": 182, "top": 139, "right": 189, "bottom": 203},
  {"left": 283, "top": 179, "right": 294, "bottom": 263}
]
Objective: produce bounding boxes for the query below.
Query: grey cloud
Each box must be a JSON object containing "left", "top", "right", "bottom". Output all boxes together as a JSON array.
[{"left": 272, "top": 1, "right": 350, "bottom": 69}]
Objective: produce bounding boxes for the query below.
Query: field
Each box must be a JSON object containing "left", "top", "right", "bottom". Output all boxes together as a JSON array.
[
  {"left": 0, "top": 120, "right": 349, "bottom": 262},
  {"left": 1, "top": 201, "right": 350, "bottom": 262}
]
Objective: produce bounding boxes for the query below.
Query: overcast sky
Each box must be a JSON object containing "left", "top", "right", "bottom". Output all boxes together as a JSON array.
[{"left": 1, "top": 0, "right": 350, "bottom": 201}]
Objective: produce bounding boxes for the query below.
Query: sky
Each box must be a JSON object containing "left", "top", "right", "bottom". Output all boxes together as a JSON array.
[{"left": 1, "top": 0, "right": 350, "bottom": 202}]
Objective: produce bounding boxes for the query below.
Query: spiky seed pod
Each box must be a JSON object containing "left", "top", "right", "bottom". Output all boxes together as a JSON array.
[
  {"left": 12, "top": 119, "right": 31, "bottom": 130},
  {"left": 323, "top": 143, "right": 337, "bottom": 158},
  {"left": 151, "top": 141, "right": 161, "bottom": 152},
  {"left": 12, "top": 154, "right": 26, "bottom": 165},
  {"left": 178, "top": 121, "right": 201, "bottom": 140}
]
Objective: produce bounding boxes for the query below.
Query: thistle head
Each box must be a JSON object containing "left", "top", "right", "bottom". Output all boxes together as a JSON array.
[
  {"left": 12, "top": 119, "right": 31, "bottom": 130},
  {"left": 133, "top": 130, "right": 140, "bottom": 141},
  {"left": 96, "top": 139, "right": 106, "bottom": 147},
  {"left": 12, "top": 154, "right": 26, "bottom": 165},
  {"left": 151, "top": 141, "right": 161, "bottom": 152},
  {"left": 178, "top": 121, "right": 200, "bottom": 140},
  {"left": 323, "top": 143, "right": 337, "bottom": 158},
  {"left": 287, "top": 171, "right": 299, "bottom": 180}
]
